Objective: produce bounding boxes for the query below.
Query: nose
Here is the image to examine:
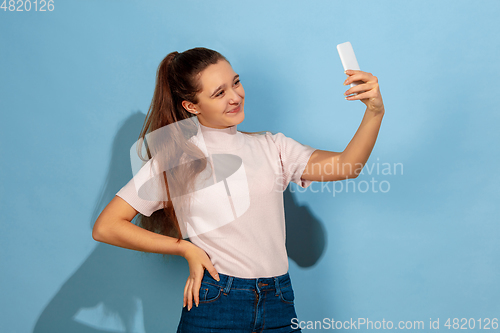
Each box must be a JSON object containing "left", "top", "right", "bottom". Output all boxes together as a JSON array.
[{"left": 228, "top": 88, "right": 242, "bottom": 104}]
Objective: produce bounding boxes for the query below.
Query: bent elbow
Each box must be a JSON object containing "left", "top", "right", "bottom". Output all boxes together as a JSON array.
[
  {"left": 92, "top": 220, "right": 108, "bottom": 242},
  {"left": 338, "top": 171, "right": 359, "bottom": 179},
  {"left": 349, "top": 172, "right": 360, "bottom": 179},
  {"left": 92, "top": 226, "right": 102, "bottom": 242}
]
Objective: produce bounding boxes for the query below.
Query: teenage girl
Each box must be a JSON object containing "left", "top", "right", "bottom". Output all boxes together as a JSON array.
[{"left": 92, "top": 47, "right": 384, "bottom": 332}]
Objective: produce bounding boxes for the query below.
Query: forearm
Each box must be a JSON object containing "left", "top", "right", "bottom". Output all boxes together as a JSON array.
[
  {"left": 339, "top": 107, "right": 385, "bottom": 176},
  {"left": 93, "top": 218, "right": 192, "bottom": 257}
]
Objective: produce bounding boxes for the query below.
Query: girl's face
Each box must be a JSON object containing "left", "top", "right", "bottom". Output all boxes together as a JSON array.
[{"left": 182, "top": 60, "right": 245, "bottom": 129}]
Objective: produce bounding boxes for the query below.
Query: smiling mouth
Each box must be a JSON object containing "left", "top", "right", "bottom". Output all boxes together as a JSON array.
[{"left": 227, "top": 105, "right": 241, "bottom": 113}]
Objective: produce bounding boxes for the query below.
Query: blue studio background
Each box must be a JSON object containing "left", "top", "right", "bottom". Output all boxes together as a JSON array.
[{"left": 1, "top": 0, "right": 499, "bottom": 332}]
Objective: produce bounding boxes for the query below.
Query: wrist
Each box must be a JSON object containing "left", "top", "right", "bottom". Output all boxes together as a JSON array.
[
  {"left": 177, "top": 239, "right": 194, "bottom": 258},
  {"left": 367, "top": 105, "right": 385, "bottom": 116}
]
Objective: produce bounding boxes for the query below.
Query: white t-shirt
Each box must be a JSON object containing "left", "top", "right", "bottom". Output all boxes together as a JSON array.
[{"left": 116, "top": 121, "right": 316, "bottom": 278}]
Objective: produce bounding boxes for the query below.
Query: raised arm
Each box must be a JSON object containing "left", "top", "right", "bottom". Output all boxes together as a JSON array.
[{"left": 301, "top": 70, "right": 385, "bottom": 182}]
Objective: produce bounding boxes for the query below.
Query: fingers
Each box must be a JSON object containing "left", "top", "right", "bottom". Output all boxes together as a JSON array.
[
  {"left": 342, "top": 70, "right": 383, "bottom": 111},
  {"left": 344, "top": 70, "right": 377, "bottom": 87},
  {"left": 183, "top": 276, "right": 197, "bottom": 311},
  {"left": 346, "top": 83, "right": 380, "bottom": 101},
  {"left": 345, "top": 89, "right": 376, "bottom": 101},
  {"left": 189, "top": 261, "right": 220, "bottom": 310},
  {"left": 206, "top": 265, "right": 220, "bottom": 282},
  {"left": 344, "top": 81, "right": 378, "bottom": 98},
  {"left": 183, "top": 277, "right": 192, "bottom": 310},
  {"left": 184, "top": 268, "right": 209, "bottom": 311},
  {"left": 192, "top": 274, "right": 202, "bottom": 310},
  {"left": 182, "top": 247, "right": 221, "bottom": 312}
]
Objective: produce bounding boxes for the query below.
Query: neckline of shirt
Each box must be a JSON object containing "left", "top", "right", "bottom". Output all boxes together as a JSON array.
[{"left": 198, "top": 122, "right": 246, "bottom": 151}]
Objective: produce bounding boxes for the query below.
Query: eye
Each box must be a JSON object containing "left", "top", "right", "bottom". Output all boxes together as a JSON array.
[
  {"left": 215, "top": 90, "right": 224, "bottom": 97},
  {"left": 234, "top": 79, "right": 241, "bottom": 86}
]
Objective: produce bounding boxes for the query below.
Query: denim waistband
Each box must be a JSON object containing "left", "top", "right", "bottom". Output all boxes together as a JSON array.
[{"left": 202, "top": 269, "right": 292, "bottom": 293}]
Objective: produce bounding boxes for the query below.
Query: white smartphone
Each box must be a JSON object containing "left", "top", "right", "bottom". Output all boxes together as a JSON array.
[{"left": 337, "top": 41, "right": 361, "bottom": 88}]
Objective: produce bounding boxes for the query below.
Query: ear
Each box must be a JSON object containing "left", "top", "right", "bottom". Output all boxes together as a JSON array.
[{"left": 181, "top": 100, "right": 199, "bottom": 115}]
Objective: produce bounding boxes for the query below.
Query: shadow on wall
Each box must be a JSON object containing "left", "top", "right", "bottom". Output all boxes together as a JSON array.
[
  {"left": 285, "top": 188, "right": 326, "bottom": 268},
  {"left": 33, "top": 111, "right": 326, "bottom": 333}
]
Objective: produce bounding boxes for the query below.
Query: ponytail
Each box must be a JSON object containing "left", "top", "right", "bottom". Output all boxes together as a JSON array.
[{"left": 134, "top": 48, "right": 225, "bottom": 247}]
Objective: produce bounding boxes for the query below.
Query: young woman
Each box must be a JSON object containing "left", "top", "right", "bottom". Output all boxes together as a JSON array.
[{"left": 92, "top": 47, "right": 384, "bottom": 332}]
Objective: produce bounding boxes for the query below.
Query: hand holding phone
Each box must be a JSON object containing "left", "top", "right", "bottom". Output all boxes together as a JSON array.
[
  {"left": 337, "top": 42, "right": 361, "bottom": 88},
  {"left": 336, "top": 42, "right": 384, "bottom": 111}
]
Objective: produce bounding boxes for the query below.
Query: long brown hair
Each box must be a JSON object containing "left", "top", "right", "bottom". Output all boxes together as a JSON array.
[{"left": 134, "top": 47, "right": 229, "bottom": 243}]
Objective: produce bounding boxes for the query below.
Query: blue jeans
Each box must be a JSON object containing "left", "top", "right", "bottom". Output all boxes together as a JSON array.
[{"left": 176, "top": 269, "right": 302, "bottom": 332}]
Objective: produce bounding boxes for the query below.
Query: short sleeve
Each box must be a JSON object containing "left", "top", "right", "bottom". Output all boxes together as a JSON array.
[
  {"left": 268, "top": 132, "right": 317, "bottom": 189},
  {"left": 116, "top": 157, "right": 164, "bottom": 217}
]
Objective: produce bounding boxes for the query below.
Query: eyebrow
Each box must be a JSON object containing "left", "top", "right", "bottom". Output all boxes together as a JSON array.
[{"left": 210, "top": 74, "right": 240, "bottom": 98}]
